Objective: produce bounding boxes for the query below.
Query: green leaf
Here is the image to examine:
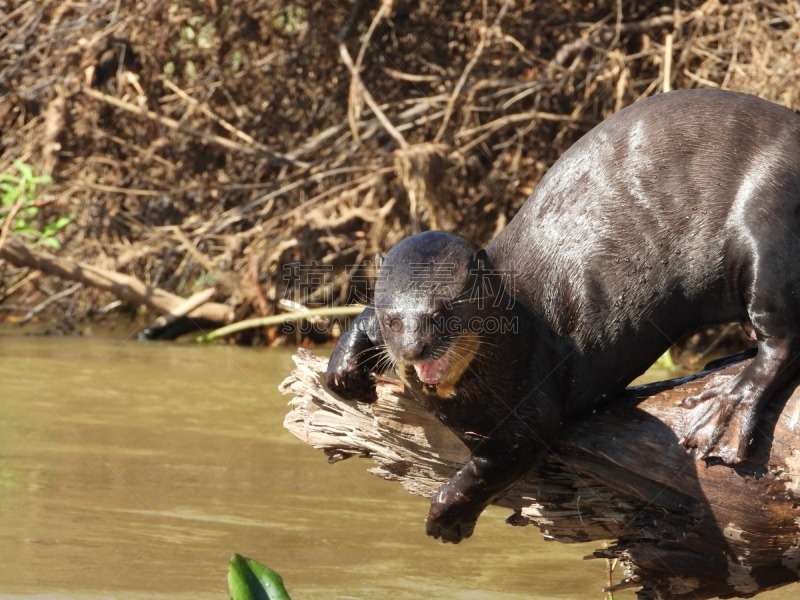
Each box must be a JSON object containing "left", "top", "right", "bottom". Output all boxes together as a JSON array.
[
  {"left": 47, "top": 215, "right": 73, "bottom": 232},
  {"left": 11, "top": 224, "right": 37, "bottom": 235},
  {"left": 1, "top": 187, "right": 20, "bottom": 206},
  {"left": 228, "top": 554, "right": 291, "bottom": 600},
  {"left": 42, "top": 219, "right": 69, "bottom": 237},
  {"left": 39, "top": 236, "right": 61, "bottom": 250},
  {"left": 18, "top": 206, "right": 38, "bottom": 218},
  {"left": 24, "top": 186, "right": 39, "bottom": 202},
  {"left": 31, "top": 174, "right": 52, "bottom": 185},
  {"left": 13, "top": 160, "right": 33, "bottom": 181}
]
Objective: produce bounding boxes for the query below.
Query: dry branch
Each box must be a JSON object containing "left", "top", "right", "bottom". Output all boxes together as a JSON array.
[
  {"left": 282, "top": 349, "right": 800, "bottom": 600},
  {"left": 0, "top": 237, "right": 232, "bottom": 326},
  {"left": 80, "top": 87, "right": 309, "bottom": 169}
]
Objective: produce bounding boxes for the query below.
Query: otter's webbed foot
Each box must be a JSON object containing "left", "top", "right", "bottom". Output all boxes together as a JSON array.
[
  {"left": 680, "top": 337, "right": 797, "bottom": 463},
  {"left": 680, "top": 371, "right": 761, "bottom": 463},
  {"left": 425, "top": 479, "right": 482, "bottom": 544},
  {"left": 425, "top": 451, "right": 535, "bottom": 543}
]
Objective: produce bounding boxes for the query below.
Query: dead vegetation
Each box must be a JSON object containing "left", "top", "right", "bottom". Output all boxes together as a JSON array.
[{"left": 1, "top": 0, "right": 799, "bottom": 342}]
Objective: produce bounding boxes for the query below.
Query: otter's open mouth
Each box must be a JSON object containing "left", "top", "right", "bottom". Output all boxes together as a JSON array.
[{"left": 413, "top": 356, "right": 451, "bottom": 385}]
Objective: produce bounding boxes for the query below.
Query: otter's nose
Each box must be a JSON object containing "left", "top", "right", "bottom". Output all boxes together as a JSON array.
[{"left": 398, "top": 339, "right": 426, "bottom": 363}]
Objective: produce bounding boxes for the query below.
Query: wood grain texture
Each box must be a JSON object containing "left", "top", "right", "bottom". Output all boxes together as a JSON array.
[{"left": 282, "top": 348, "right": 800, "bottom": 599}]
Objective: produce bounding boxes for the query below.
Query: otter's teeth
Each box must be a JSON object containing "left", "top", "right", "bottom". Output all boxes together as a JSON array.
[{"left": 414, "top": 356, "right": 450, "bottom": 385}]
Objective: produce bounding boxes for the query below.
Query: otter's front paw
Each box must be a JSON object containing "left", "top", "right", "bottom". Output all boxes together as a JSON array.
[
  {"left": 425, "top": 482, "right": 482, "bottom": 544},
  {"left": 325, "top": 356, "right": 377, "bottom": 403},
  {"left": 680, "top": 373, "right": 759, "bottom": 463}
]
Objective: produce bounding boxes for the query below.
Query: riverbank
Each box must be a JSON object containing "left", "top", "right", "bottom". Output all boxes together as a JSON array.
[{"left": 2, "top": 1, "right": 798, "bottom": 349}]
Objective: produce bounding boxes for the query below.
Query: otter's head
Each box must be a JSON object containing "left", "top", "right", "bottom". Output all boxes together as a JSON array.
[{"left": 374, "top": 231, "right": 498, "bottom": 396}]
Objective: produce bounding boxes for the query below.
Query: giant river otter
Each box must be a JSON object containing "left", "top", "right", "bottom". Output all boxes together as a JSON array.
[{"left": 325, "top": 89, "right": 800, "bottom": 543}]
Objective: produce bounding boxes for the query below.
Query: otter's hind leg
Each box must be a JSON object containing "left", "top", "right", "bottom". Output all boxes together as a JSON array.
[{"left": 682, "top": 244, "right": 800, "bottom": 463}]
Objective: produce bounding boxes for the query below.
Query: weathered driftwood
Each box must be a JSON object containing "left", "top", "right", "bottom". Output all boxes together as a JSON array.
[
  {"left": 281, "top": 348, "right": 800, "bottom": 600},
  {"left": 0, "top": 237, "right": 232, "bottom": 328}
]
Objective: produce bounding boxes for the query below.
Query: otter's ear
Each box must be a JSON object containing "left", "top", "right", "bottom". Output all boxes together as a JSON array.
[
  {"left": 472, "top": 248, "right": 490, "bottom": 271},
  {"left": 374, "top": 253, "right": 384, "bottom": 271}
]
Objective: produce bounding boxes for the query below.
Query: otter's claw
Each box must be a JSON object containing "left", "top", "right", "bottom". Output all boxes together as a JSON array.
[
  {"left": 426, "top": 518, "right": 477, "bottom": 544},
  {"left": 425, "top": 481, "right": 482, "bottom": 544},
  {"left": 324, "top": 359, "right": 377, "bottom": 403},
  {"left": 680, "top": 374, "right": 758, "bottom": 463}
]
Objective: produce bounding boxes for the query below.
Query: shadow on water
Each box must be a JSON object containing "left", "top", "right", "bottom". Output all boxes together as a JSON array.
[{"left": 0, "top": 333, "right": 795, "bottom": 599}]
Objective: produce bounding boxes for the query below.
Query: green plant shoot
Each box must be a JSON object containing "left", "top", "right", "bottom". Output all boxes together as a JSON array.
[
  {"left": 0, "top": 160, "right": 72, "bottom": 249},
  {"left": 228, "top": 553, "right": 292, "bottom": 600}
]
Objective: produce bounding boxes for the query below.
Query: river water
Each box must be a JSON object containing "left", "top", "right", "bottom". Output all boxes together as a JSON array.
[{"left": 0, "top": 332, "right": 794, "bottom": 599}]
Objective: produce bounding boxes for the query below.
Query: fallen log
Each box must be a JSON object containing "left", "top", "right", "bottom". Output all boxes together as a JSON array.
[
  {"left": 0, "top": 237, "right": 232, "bottom": 330},
  {"left": 281, "top": 348, "right": 800, "bottom": 600}
]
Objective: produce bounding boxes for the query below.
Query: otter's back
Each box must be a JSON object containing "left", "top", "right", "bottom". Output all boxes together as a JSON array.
[{"left": 489, "top": 89, "right": 800, "bottom": 368}]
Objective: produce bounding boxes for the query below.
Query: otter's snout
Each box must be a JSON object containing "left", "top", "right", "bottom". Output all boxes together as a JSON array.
[
  {"left": 380, "top": 313, "right": 438, "bottom": 365},
  {"left": 396, "top": 337, "right": 427, "bottom": 363}
]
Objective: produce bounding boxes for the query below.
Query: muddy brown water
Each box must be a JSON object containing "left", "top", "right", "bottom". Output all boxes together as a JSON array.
[{"left": 0, "top": 332, "right": 794, "bottom": 599}]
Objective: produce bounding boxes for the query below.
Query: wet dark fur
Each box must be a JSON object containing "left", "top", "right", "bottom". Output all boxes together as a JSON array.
[{"left": 326, "top": 89, "right": 800, "bottom": 543}]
